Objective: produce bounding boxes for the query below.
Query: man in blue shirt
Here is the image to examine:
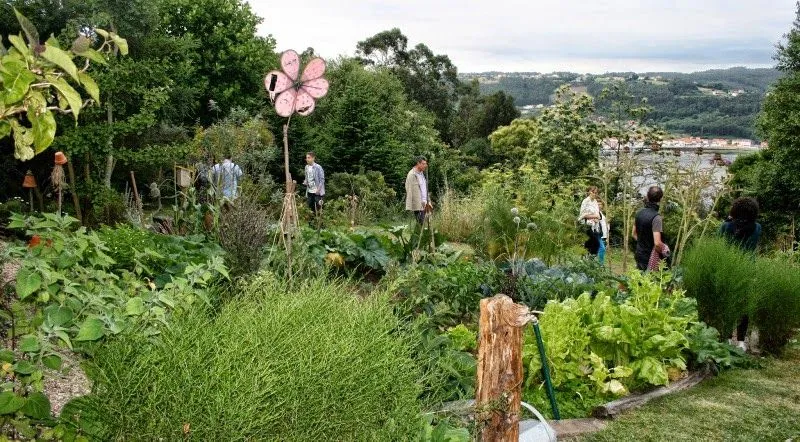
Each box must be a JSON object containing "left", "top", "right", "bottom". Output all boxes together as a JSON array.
[{"left": 211, "top": 155, "right": 243, "bottom": 200}]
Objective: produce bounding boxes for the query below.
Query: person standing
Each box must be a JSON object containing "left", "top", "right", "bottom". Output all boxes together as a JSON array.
[
  {"left": 720, "top": 197, "right": 762, "bottom": 350},
  {"left": 405, "top": 156, "right": 432, "bottom": 225},
  {"left": 633, "top": 185, "right": 667, "bottom": 271},
  {"left": 211, "top": 155, "right": 243, "bottom": 201},
  {"left": 578, "top": 186, "right": 604, "bottom": 261},
  {"left": 303, "top": 152, "right": 325, "bottom": 217},
  {"left": 598, "top": 199, "right": 609, "bottom": 265}
]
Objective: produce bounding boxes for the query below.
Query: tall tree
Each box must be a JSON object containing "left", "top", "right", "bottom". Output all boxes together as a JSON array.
[
  {"left": 158, "top": 0, "right": 277, "bottom": 123},
  {"left": 733, "top": 2, "right": 800, "bottom": 234},
  {"left": 356, "top": 28, "right": 462, "bottom": 144}
]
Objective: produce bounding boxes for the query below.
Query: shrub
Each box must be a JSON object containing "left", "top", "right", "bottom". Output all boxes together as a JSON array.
[
  {"left": 217, "top": 187, "right": 272, "bottom": 276},
  {"left": 751, "top": 257, "right": 800, "bottom": 354},
  {"left": 436, "top": 187, "right": 484, "bottom": 244},
  {"left": 71, "top": 274, "right": 423, "bottom": 440},
  {"left": 324, "top": 171, "right": 398, "bottom": 225},
  {"left": 681, "top": 237, "right": 754, "bottom": 336}
]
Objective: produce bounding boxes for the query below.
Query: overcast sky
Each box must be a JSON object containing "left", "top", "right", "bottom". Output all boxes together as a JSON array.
[{"left": 251, "top": 0, "right": 797, "bottom": 74}]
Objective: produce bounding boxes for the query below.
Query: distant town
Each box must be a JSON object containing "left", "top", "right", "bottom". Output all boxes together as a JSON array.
[{"left": 602, "top": 136, "right": 765, "bottom": 151}]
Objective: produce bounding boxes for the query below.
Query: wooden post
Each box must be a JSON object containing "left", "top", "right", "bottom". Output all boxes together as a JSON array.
[
  {"left": 130, "top": 171, "right": 143, "bottom": 225},
  {"left": 66, "top": 159, "right": 82, "bottom": 224},
  {"left": 476, "top": 294, "right": 531, "bottom": 442}
]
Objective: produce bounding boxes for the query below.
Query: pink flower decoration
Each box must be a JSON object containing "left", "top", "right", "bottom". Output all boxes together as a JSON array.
[{"left": 265, "top": 50, "right": 329, "bottom": 117}]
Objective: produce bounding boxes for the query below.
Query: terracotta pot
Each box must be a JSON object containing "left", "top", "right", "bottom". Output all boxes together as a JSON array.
[
  {"left": 22, "top": 171, "right": 37, "bottom": 188},
  {"left": 54, "top": 151, "right": 68, "bottom": 165}
]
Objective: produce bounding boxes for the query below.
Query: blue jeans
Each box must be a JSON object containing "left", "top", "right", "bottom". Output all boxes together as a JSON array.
[{"left": 597, "top": 233, "right": 606, "bottom": 265}]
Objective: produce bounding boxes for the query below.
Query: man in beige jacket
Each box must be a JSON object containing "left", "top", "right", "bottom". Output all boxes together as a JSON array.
[{"left": 405, "top": 156, "right": 432, "bottom": 224}]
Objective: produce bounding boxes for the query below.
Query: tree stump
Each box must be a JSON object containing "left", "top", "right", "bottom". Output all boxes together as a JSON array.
[{"left": 476, "top": 294, "right": 531, "bottom": 442}]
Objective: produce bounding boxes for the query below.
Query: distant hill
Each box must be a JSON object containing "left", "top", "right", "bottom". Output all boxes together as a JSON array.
[{"left": 462, "top": 67, "right": 782, "bottom": 139}]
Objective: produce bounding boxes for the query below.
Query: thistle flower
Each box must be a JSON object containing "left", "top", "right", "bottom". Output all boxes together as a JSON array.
[
  {"left": 513, "top": 216, "right": 521, "bottom": 225},
  {"left": 511, "top": 207, "right": 519, "bottom": 216}
]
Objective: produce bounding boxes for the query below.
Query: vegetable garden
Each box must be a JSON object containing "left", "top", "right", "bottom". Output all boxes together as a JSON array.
[{"left": 2, "top": 3, "right": 800, "bottom": 441}]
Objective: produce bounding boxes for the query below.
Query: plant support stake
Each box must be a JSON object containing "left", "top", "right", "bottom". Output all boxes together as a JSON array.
[{"left": 531, "top": 318, "right": 560, "bottom": 420}]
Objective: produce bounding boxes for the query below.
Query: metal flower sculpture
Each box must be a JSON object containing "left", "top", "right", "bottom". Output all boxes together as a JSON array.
[{"left": 265, "top": 50, "right": 329, "bottom": 117}]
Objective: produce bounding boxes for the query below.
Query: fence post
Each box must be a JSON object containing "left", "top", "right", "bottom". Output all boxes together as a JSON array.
[{"left": 476, "top": 294, "right": 531, "bottom": 442}]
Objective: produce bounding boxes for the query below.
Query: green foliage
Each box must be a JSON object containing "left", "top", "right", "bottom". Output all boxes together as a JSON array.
[
  {"left": 393, "top": 257, "right": 499, "bottom": 328},
  {"left": 324, "top": 171, "right": 398, "bottom": 225},
  {"left": 487, "top": 118, "right": 539, "bottom": 168},
  {"left": 682, "top": 237, "right": 753, "bottom": 335},
  {"left": 682, "top": 237, "right": 800, "bottom": 354},
  {"left": 0, "top": 10, "right": 125, "bottom": 160},
  {"left": 523, "top": 271, "right": 723, "bottom": 418},
  {"left": 414, "top": 325, "right": 477, "bottom": 404},
  {"left": 96, "top": 224, "right": 222, "bottom": 286},
  {"left": 512, "top": 258, "right": 623, "bottom": 310},
  {"left": 72, "top": 274, "right": 423, "bottom": 440},
  {"left": 531, "top": 85, "right": 603, "bottom": 178},
  {"left": 418, "top": 415, "right": 471, "bottom": 442}
]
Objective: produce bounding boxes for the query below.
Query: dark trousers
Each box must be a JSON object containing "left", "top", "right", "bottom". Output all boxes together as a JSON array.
[
  {"left": 413, "top": 210, "right": 425, "bottom": 225},
  {"left": 736, "top": 315, "right": 749, "bottom": 341},
  {"left": 307, "top": 193, "right": 322, "bottom": 215}
]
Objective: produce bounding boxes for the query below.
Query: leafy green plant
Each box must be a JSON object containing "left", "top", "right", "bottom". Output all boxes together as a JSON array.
[
  {"left": 522, "top": 270, "right": 734, "bottom": 418},
  {"left": 751, "top": 257, "right": 800, "bottom": 354},
  {"left": 0, "top": 9, "right": 127, "bottom": 160},
  {"left": 69, "top": 274, "right": 423, "bottom": 440}
]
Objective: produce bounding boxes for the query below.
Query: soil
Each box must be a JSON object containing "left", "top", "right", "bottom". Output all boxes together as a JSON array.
[{"left": 43, "top": 353, "right": 92, "bottom": 416}]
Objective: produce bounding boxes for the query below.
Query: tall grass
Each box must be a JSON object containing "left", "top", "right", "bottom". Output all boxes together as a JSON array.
[
  {"left": 682, "top": 237, "right": 754, "bottom": 336},
  {"left": 435, "top": 186, "right": 486, "bottom": 244},
  {"left": 682, "top": 237, "right": 800, "bottom": 354},
  {"left": 73, "top": 273, "right": 423, "bottom": 440}
]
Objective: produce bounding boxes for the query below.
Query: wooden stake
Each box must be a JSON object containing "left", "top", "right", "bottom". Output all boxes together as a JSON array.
[
  {"left": 476, "top": 295, "right": 531, "bottom": 442},
  {"left": 66, "top": 159, "right": 82, "bottom": 223},
  {"left": 130, "top": 171, "right": 143, "bottom": 225}
]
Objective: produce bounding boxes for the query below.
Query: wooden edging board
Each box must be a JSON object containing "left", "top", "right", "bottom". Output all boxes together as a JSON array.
[{"left": 591, "top": 370, "right": 709, "bottom": 419}]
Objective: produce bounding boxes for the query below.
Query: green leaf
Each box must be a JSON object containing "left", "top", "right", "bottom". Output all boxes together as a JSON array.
[
  {"left": 78, "top": 48, "right": 107, "bottom": 65},
  {"left": 21, "top": 392, "right": 51, "bottom": 419},
  {"left": 43, "top": 355, "right": 62, "bottom": 370},
  {"left": 125, "top": 297, "right": 145, "bottom": 316},
  {"left": 15, "top": 267, "right": 42, "bottom": 300},
  {"left": 94, "top": 29, "right": 110, "bottom": 39},
  {"left": 40, "top": 44, "right": 79, "bottom": 82},
  {"left": 13, "top": 360, "right": 36, "bottom": 375},
  {"left": 19, "top": 335, "right": 40, "bottom": 353},
  {"left": 54, "top": 330, "right": 73, "bottom": 350},
  {"left": 13, "top": 8, "right": 40, "bottom": 46},
  {"left": 0, "top": 350, "right": 14, "bottom": 363},
  {"left": 29, "top": 109, "right": 56, "bottom": 152},
  {"left": 75, "top": 318, "right": 104, "bottom": 342},
  {"left": 78, "top": 72, "right": 100, "bottom": 103},
  {"left": 45, "top": 305, "right": 74, "bottom": 327},
  {"left": 51, "top": 77, "right": 82, "bottom": 120},
  {"left": 0, "top": 60, "right": 36, "bottom": 105},
  {"left": 0, "top": 391, "right": 26, "bottom": 415},
  {"left": 71, "top": 35, "right": 91, "bottom": 54},
  {"left": 109, "top": 33, "right": 128, "bottom": 56},
  {"left": 8, "top": 34, "right": 30, "bottom": 56},
  {"left": 0, "top": 121, "right": 10, "bottom": 139}
]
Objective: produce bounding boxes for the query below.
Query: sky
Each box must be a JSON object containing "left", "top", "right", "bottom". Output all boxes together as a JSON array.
[{"left": 251, "top": 0, "right": 798, "bottom": 74}]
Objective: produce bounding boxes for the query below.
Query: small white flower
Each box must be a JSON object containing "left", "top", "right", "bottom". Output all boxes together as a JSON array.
[
  {"left": 513, "top": 216, "right": 521, "bottom": 225},
  {"left": 511, "top": 207, "right": 519, "bottom": 216},
  {"left": 527, "top": 222, "right": 537, "bottom": 230}
]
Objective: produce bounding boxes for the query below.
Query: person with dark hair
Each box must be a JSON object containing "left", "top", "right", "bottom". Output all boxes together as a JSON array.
[
  {"left": 578, "top": 186, "right": 604, "bottom": 262},
  {"left": 303, "top": 152, "right": 325, "bottom": 217},
  {"left": 633, "top": 185, "right": 668, "bottom": 271},
  {"left": 405, "top": 156, "right": 432, "bottom": 225},
  {"left": 720, "top": 197, "right": 761, "bottom": 351},
  {"left": 720, "top": 197, "right": 761, "bottom": 252}
]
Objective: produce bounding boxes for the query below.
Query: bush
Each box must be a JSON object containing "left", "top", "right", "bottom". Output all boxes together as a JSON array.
[
  {"left": 436, "top": 187, "right": 485, "bottom": 244},
  {"left": 97, "top": 224, "right": 222, "bottom": 287},
  {"left": 217, "top": 187, "right": 272, "bottom": 276},
  {"left": 72, "top": 274, "right": 423, "bottom": 440},
  {"left": 324, "top": 171, "right": 399, "bottom": 225},
  {"left": 751, "top": 257, "right": 800, "bottom": 354},
  {"left": 681, "top": 237, "right": 754, "bottom": 336},
  {"left": 682, "top": 237, "right": 800, "bottom": 354}
]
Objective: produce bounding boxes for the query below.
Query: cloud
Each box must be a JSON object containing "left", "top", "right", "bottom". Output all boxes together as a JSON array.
[{"left": 251, "top": 0, "right": 796, "bottom": 73}]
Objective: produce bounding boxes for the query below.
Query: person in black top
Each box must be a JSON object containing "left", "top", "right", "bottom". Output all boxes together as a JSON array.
[
  {"left": 632, "top": 186, "right": 666, "bottom": 271},
  {"left": 720, "top": 197, "right": 762, "bottom": 350},
  {"left": 720, "top": 197, "right": 762, "bottom": 252}
]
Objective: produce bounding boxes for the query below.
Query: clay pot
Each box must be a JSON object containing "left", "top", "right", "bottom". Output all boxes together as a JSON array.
[
  {"left": 54, "top": 151, "right": 68, "bottom": 165},
  {"left": 22, "top": 171, "right": 37, "bottom": 188}
]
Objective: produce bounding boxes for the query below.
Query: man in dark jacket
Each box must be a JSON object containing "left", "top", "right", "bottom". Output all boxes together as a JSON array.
[{"left": 633, "top": 186, "right": 666, "bottom": 271}]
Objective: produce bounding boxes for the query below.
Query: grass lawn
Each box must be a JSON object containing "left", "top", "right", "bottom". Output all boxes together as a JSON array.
[{"left": 577, "top": 346, "right": 800, "bottom": 442}]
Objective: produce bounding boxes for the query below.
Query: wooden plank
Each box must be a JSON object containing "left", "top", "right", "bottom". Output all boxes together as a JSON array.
[{"left": 592, "top": 371, "right": 707, "bottom": 419}]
